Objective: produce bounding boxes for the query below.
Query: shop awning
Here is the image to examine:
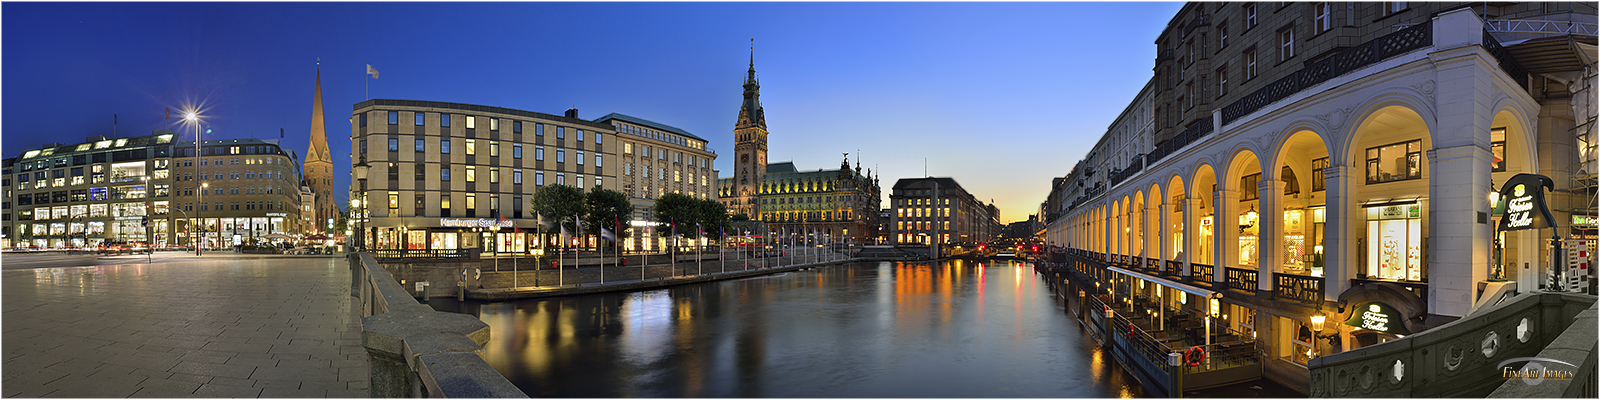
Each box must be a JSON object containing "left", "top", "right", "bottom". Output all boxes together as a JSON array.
[{"left": 1108, "top": 266, "right": 1222, "bottom": 299}]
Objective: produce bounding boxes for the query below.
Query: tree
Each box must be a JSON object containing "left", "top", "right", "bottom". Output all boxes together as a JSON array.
[
  {"left": 651, "top": 193, "right": 701, "bottom": 248},
  {"left": 697, "top": 198, "right": 729, "bottom": 241},
  {"left": 584, "top": 188, "right": 631, "bottom": 250},
  {"left": 531, "top": 184, "right": 586, "bottom": 250},
  {"left": 731, "top": 213, "right": 751, "bottom": 221}
]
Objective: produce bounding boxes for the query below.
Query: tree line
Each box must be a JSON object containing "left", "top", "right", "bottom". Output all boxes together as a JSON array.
[{"left": 529, "top": 185, "right": 730, "bottom": 251}]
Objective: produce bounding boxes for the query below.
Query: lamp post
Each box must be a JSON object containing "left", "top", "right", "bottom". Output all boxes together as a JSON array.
[
  {"left": 185, "top": 110, "right": 203, "bottom": 256},
  {"left": 352, "top": 161, "right": 369, "bottom": 253}
]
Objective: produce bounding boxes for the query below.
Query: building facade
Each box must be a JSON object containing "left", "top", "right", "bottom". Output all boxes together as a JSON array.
[
  {"left": 2, "top": 158, "right": 14, "bottom": 248},
  {"left": 349, "top": 100, "right": 618, "bottom": 254},
  {"left": 889, "top": 177, "right": 1001, "bottom": 246},
  {"left": 715, "top": 53, "right": 884, "bottom": 244},
  {"left": 8, "top": 132, "right": 302, "bottom": 249},
  {"left": 722, "top": 158, "right": 882, "bottom": 244},
  {"left": 594, "top": 112, "right": 719, "bottom": 251},
  {"left": 304, "top": 69, "right": 339, "bottom": 235},
  {"left": 1046, "top": 2, "right": 1596, "bottom": 393},
  {"left": 174, "top": 138, "right": 305, "bottom": 248}
]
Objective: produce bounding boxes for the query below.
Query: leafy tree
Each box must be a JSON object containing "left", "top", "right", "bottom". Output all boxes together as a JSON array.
[
  {"left": 651, "top": 193, "right": 701, "bottom": 247},
  {"left": 731, "top": 213, "right": 751, "bottom": 221},
  {"left": 531, "top": 184, "right": 586, "bottom": 250},
  {"left": 697, "top": 198, "right": 730, "bottom": 241},
  {"left": 584, "top": 188, "right": 632, "bottom": 249}
]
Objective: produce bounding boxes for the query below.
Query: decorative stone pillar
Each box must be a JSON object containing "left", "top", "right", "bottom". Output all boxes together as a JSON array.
[
  {"left": 1426, "top": 144, "right": 1493, "bottom": 317},
  {"left": 1259, "top": 180, "right": 1286, "bottom": 292},
  {"left": 1216, "top": 189, "right": 1239, "bottom": 285},
  {"left": 1323, "top": 165, "right": 1355, "bottom": 301},
  {"left": 1183, "top": 196, "right": 1199, "bottom": 277},
  {"left": 1155, "top": 202, "right": 1169, "bottom": 271}
]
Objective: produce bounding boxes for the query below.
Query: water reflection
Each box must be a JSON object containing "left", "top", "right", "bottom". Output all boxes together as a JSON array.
[{"left": 439, "top": 260, "right": 1149, "bottom": 398}]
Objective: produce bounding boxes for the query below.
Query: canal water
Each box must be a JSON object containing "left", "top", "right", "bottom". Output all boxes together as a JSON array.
[{"left": 431, "top": 260, "right": 1152, "bottom": 397}]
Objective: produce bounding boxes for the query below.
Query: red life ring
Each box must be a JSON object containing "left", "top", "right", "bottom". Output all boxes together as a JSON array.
[{"left": 1185, "top": 346, "right": 1206, "bottom": 367}]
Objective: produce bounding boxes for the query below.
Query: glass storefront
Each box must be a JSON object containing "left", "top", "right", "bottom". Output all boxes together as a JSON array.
[{"left": 1365, "top": 203, "right": 1423, "bottom": 281}]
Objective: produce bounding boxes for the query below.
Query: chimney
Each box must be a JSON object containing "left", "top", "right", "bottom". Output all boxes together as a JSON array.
[{"left": 564, "top": 108, "right": 579, "bottom": 119}]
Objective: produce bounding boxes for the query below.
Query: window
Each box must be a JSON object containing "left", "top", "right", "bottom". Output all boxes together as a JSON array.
[
  {"left": 625, "top": 163, "right": 632, "bottom": 176},
  {"left": 577, "top": 174, "right": 584, "bottom": 188},
  {"left": 1490, "top": 128, "right": 1507, "bottom": 172},
  {"left": 1365, "top": 140, "right": 1422, "bottom": 184},
  {"left": 465, "top": 116, "right": 476, "bottom": 129},
  {"left": 513, "top": 121, "right": 523, "bottom": 134},
  {"left": 595, "top": 132, "right": 603, "bottom": 145},
  {"left": 596, "top": 177, "right": 603, "bottom": 188},
  {"left": 415, "top": 194, "right": 426, "bottom": 214},
  {"left": 535, "top": 171, "right": 544, "bottom": 186},
  {"left": 535, "top": 123, "right": 544, "bottom": 136},
  {"left": 658, "top": 168, "right": 665, "bottom": 180},
  {"left": 1382, "top": 2, "right": 1406, "bottom": 16},
  {"left": 1216, "top": 66, "right": 1228, "bottom": 96},
  {"left": 1278, "top": 28, "right": 1295, "bottom": 62},
  {"left": 576, "top": 151, "right": 584, "bottom": 165},
  {"left": 1312, "top": 157, "right": 1328, "bottom": 192},
  {"left": 1184, "top": 82, "right": 1195, "bottom": 109},
  {"left": 1218, "top": 23, "right": 1229, "bottom": 49},
  {"left": 490, "top": 168, "right": 499, "bottom": 184},
  {"left": 513, "top": 169, "right": 523, "bottom": 184},
  {"left": 624, "top": 143, "right": 633, "bottom": 154},
  {"left": 440, "top": 139, "right": 451, "bottom": 154},
  {"left": 556, "top": 126, "right": 565, "bottom": 139},
  {"left": 1313, "top": 2, "right": 1331, "bottom": 33},
  {"left": 388, "top": 111, "right": 399, "bottom": 125},
  {"left": 1245, "top": 49, "right": 1258, "bottom": 78},
  {"left": 440, "top": 197, "right": 451, "bottom": 217},
  {"left": 415, "top": 112, "right": 425, "bottom": 126},
  {"left": 595, "top": 154, "right": 603, "bottom": 167},
  {"left": 576, "top": 129, "right": 584, "bottom": 141},
  {"left": 440, "top": 113, "right": 451, "bottom": 127},
  {"left": 359, "top": 114, "right": 367, "bottom": 127},
  {"left": 556, "top": 173, "right": 565, "bottom": 186},
  {"left": 415, "top": 164, "right": 426, "bottom": 181},
  {"left": 1365, "top": 203, "right": 1423, "bottom": 281},
  {"left": 537, "top": 146, "right": 546, "bottom": 161},
  {"left": 1240, "top": 173, "right": 1261, "bottom": 201},
  {"left": 1185, "top": 40, "right": 1194, "bottom": 66},
  {"left": 490, "top": 141, "right": 499, "bottom": 157},
  {"left": 388, "top": 191, "right": 399, "bottom": 215},
  {"left": 1246, "top": 4, "right": 1257, "bottom": 28},
  {"left": 490, "top": 118, "right": 498, "bottom": 131},
  {"left": 415, "top": 138, "right": 425, "bottom": 152},
  {"left": 556, "top": 149, "right": 564, "bottom": 163},
  {"left": 465, "top": 166, "right": 476, "bottom": 183},
  {"left": 674, "top": 170, "right": 681, "bottom": 182},
  {"left": 388, "top": 163, "right": 399, "bottom": 180},
  {"left": 465, "top": 139, "right": 476, "bottom": 155},
  {"left": 441, "top": 167, "right": 451, "bottom": 181}
]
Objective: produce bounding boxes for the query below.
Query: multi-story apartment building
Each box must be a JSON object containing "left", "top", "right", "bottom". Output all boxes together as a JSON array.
[
  {"left": 888, "top": 177, "right": 1000, "bottom": 246},
  {"left": 2, "top": 158, "right": 15, "bottom": 248},
  {"left": 173, "top": 138, "right": 305, "bottom": 248},
  {"left": 8, "top": 132, "right": 302, "bottom": 249},
  {"left": 594, "top": 113, "right": 719, "bottom": 251},
  {"left": 1047, "top": 2, "right": 1596, "bottom": 394},
  {"left": 349, "top": 100, "right": 617, "bottom": 254}
]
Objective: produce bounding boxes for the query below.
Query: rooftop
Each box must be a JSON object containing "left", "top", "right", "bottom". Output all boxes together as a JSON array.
[{"left": 592, "top": 112, "right": 707, "bottom": 142}]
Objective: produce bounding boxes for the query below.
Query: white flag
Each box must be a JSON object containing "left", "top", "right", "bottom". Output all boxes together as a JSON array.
[{"left": 366, "top": 64, "right": 379, "bottom": 79}]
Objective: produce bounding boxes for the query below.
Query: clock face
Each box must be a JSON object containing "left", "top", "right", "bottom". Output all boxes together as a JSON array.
[{"left": 741, "top": 154, "right": 749, "bottom": 164}]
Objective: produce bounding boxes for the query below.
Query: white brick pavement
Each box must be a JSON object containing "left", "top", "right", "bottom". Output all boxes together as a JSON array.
[{"left": 2, "top": 256, "right": 369, "bottom": 397}]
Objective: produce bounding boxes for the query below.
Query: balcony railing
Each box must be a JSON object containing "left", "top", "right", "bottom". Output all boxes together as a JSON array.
[
  {"left": 1190, "top": 263, "right": 1214, "bottom": 286},
  {"left": 1275, "top": 272, "right": 1324, "bottom": 305},
  {"left": 1220, "top": 21, "right": 1432, "bottom": 125},
  {"left": 370, "top": 248, "right": 480, "bottom": 259},
  {"left": 1482, "top": 31, "right": 1530, "bottom": 90},
  {"left": 1145, "top": 257, "right": 1160, "bottom": 271},
  {"left": 1225, "top": 267, "right": 1259, "bottom": 292},
  {"left": 1165, "top": 260, "right": 1183, "bottom": 277}
]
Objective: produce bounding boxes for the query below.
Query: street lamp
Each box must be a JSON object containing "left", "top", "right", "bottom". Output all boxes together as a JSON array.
[
  {"left": 353, "top": 161, "right": 369, "bottom": 252},
  {"left": 184, "top": 109, "right": 203, "bottom": 256}
]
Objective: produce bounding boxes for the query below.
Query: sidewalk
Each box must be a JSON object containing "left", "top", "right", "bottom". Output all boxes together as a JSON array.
[{"left": 2, "top": 256, "right": 368, "bottom": 397}]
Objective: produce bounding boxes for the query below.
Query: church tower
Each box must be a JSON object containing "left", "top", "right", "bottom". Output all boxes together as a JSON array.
[
  {"left": 304, "top": 68, "right": 337, "bottom": 234},
  {"left": 731, "top": 44, "right": 769, "bottom": 219}
]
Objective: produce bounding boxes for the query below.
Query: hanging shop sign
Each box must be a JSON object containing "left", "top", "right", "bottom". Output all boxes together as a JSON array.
[
  {"left": 439, "top": 218, "right": 513, "bottom": 228},
  {"left": 1344, "top": 302, "right": 1411, "bottom": 335},
  {"left": 1572, "top": 215, "right": 1598, "bottom": 227},
  {"left": 1494, "top": 173, "right": 1557, "bottom": 231}
]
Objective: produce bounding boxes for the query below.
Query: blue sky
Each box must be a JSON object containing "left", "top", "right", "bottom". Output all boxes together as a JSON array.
[{"left": 3, "top": 2, "right": 1182, "bottom": 224}]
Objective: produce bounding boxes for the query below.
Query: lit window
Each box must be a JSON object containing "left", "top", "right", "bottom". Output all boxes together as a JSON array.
[
  {"left": 1364, "top": 140, "right": 1422, "bottom": 184},
  {"left": 465, "top": 139, "right": 475, "bottom": 155}
]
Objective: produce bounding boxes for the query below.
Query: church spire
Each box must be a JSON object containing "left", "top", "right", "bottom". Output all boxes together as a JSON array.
[{"left": 304, "top": 65, "right": 336, "bottom": 234}]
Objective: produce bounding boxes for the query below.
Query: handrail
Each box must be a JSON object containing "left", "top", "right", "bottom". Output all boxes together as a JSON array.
[{"left": 351, "top": 253, "right": 527, "bottom": 398}]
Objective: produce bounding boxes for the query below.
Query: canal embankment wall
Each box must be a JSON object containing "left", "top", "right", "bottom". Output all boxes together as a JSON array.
[{"left": 349, "top": 253, "right": 527, "bottom": 398}]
